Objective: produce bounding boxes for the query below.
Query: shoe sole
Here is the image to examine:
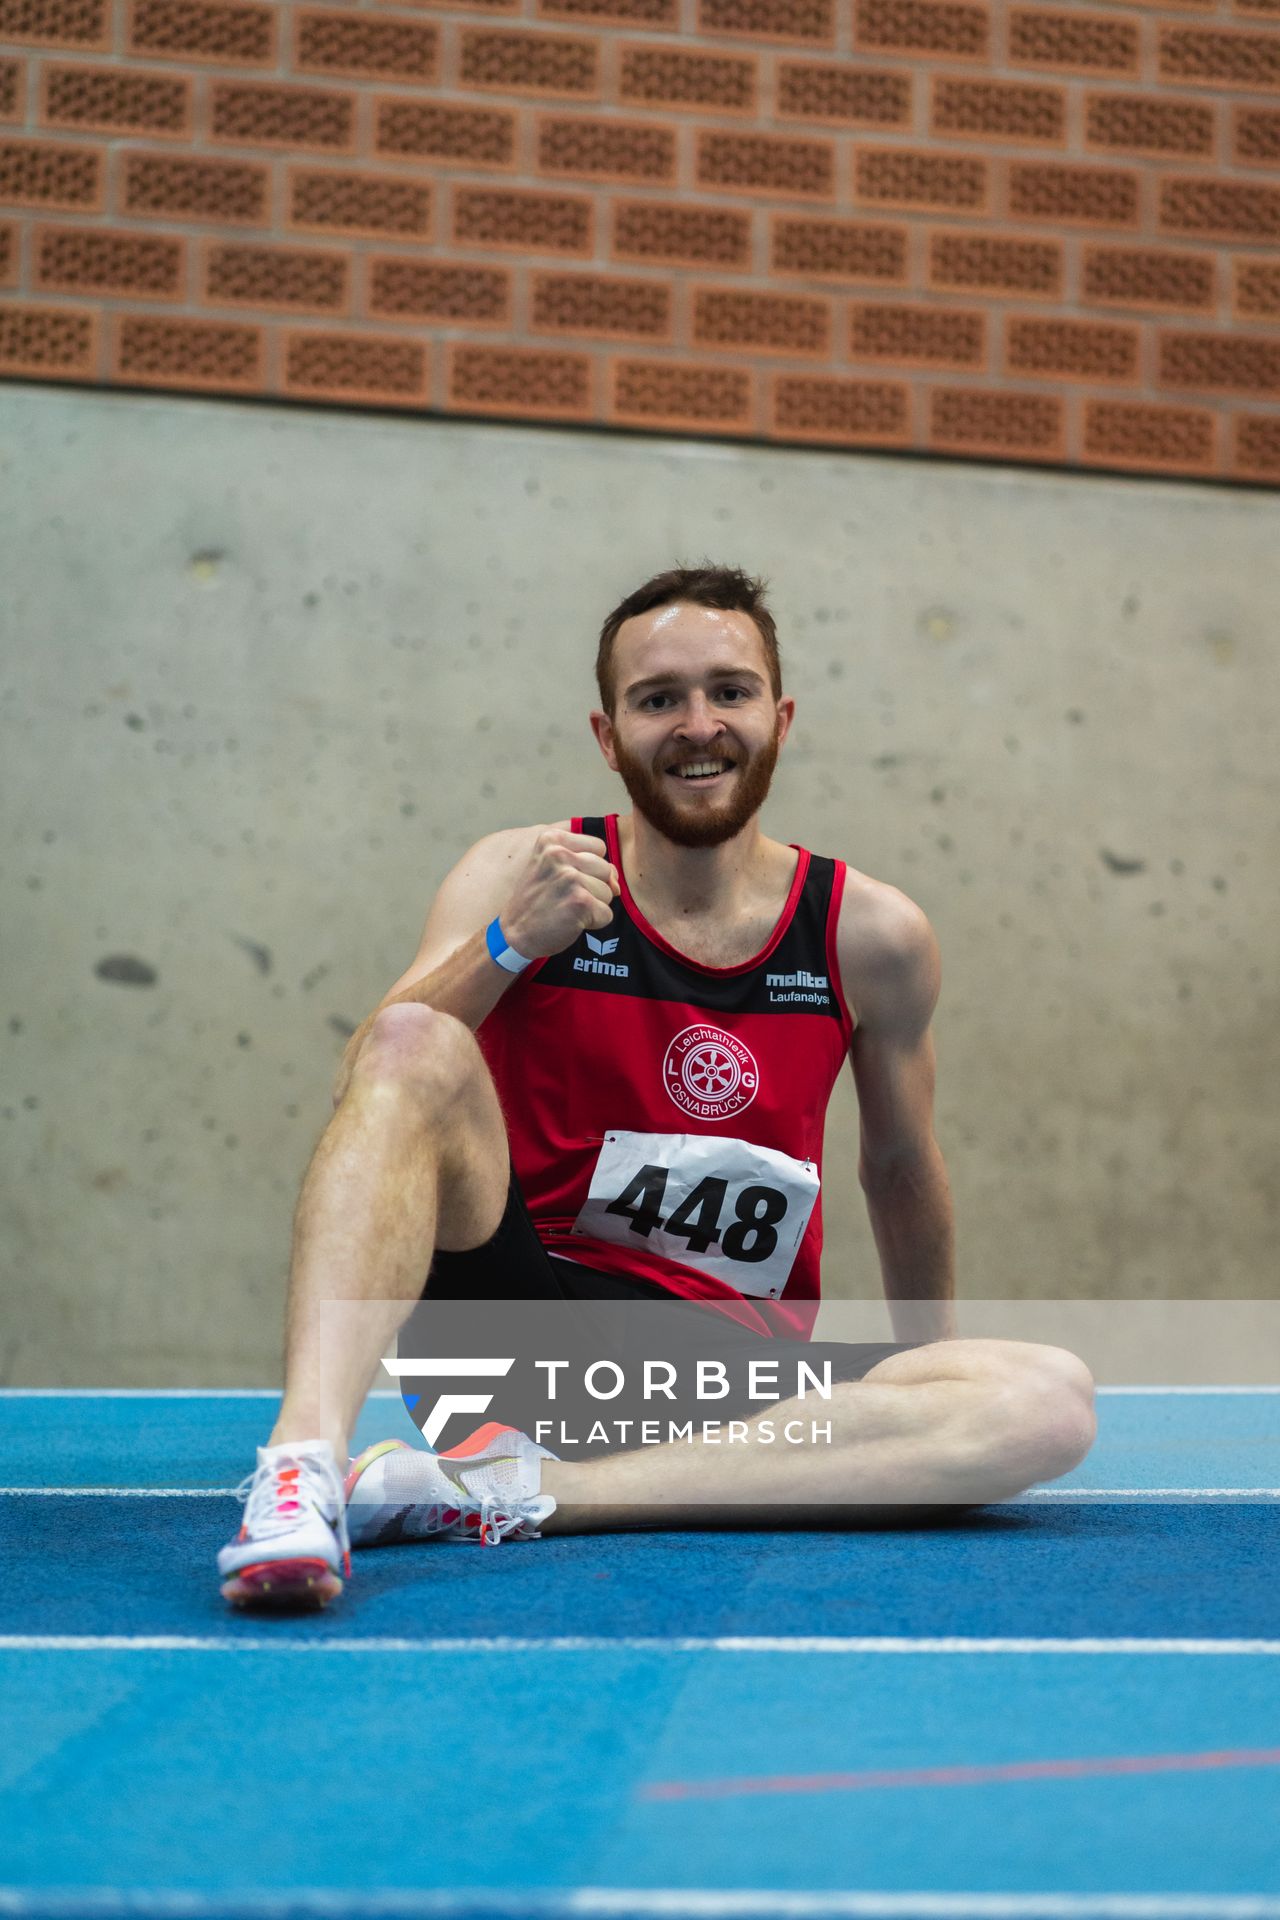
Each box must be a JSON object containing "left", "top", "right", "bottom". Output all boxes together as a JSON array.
[{"left": 221, "top": 1558, "right": 343, "bottom": 1610}]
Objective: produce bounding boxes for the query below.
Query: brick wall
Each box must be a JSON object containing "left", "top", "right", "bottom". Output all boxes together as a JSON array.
[{"left": 1, "top": 0, "right": 1278, "bottom": 482}]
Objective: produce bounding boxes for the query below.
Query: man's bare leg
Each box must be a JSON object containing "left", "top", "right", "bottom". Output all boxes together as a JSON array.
[
  {"left": 538, "top": 1341, "right": 1097, "bottom": 1530},
  {"left": 268, "top": 1004, "right": 510, "bottom": 1463},
  {"left": 267, "top": 1004, "right": 1094, "bottom": 1518}
]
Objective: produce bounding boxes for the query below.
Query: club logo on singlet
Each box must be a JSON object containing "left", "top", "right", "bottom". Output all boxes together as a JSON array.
[{"left": 662, "top": 1024, "right": 759, "bottom": 1122}]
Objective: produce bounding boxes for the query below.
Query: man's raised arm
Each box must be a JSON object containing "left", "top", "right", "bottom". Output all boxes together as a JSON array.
[{"left": 330, "top": 823, "right": 618, "bottom": 1106}]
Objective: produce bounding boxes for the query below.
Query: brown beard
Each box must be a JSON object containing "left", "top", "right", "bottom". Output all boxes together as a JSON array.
[{"left": 611, "top": 721, "right": 781, "bottom": 849}]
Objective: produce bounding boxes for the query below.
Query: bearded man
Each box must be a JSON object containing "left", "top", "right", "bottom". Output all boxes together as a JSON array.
[{"left": 218, "top": 564, "right": 1094, "bottom": 1608}]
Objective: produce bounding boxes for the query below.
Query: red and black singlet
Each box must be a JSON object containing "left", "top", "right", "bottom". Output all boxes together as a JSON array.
[{"left": 475, "top": 813, "right": 855, "bottom": 1338}]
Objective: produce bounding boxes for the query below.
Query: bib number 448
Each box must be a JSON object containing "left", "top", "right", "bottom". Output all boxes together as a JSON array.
[
  {"left": 571, "top": 1130, "right": 820, "bottom": 1300},
  {"left": 606, "top": 1165, "right": 788, "bottom": 1266}
]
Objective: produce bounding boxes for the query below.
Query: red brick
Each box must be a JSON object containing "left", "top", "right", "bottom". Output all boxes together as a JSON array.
[
  {"left": 375, "top": 97, "right": 517, "bottom": 170},
  {"left": 614, "top": 197, "right": 752, "bottom": 269},
  {"left": 696, "top": 128, "right": 835, "bottom": 199},
  {"left": 114, "top": 312, "right": 265, "bottom": 391},
  {"left": 120, "top": 149, "right": 270, "bottom": 226},
  {"left": 855, "top": 145, "right": 989, "bottom": 215},
  {"left": 530, "top": 268, "right": 673, "bottom": 341},
  {"left": 700, "top": 0, "right": 836, "bottom": 45},
  {"left": 204, "top": 239, "right": 350, "bottom": 316},
  {"left": 453, "top": 185, "right": 593, "bottom": 255},
  {"left": 0, "top": 299, "right": 98, "bottom": 378},
  {"left": 930, "top": 76, "right": 1066, "bottom": 146},
  {"left": 459, "top": 27, "right": 600, "bottom": 99},
  {"left": 928, "top": 228, "right": 1062, "bottom": 297},
  {"left": 540, "top": 0, "right": 675, "bottom": 22},
  {"left": 1234, "top": 256, "right": 1280, "bottom": 323},
  {"left": 777, "top": 61, "right": 909, "bottom": 128},
  {"left": 929, "top": 386, "right": 1065, "bottom": 460},
  {"left": 40, "top": 61, "right": 193, "bottom": 139},
  {"left": 1234, "top": 414, "right": 1280, "bottom": 482},
  {"left": 0, "top": 0, "right": 108, "bottom": 50},
  {"left": 1082, "top": 244, "right": 1214, "bottom": 315},
  {"left": 33, "top": 221, "right": 186, "bottom": 298},
  {"left": 1157, "top": 329, "right": 1280, "bottom": 398},
  {"left": 1232, "top": 106, "right": 1280, "bottom": 170},
  {"left": 1008, "top": 7, "right": 1138, "bottom": 77},
  {"left": 282, "top": 329, "right": 429, "bottom": 406},
  {"left": 0, "top": 219, "right": 20, "bottom": 287},
  {"left": 771, "top": 371, "right": 911, "bottom": 443},
  {"left": 448, "top": 342, "right": 594, "bottom": 418},
  {"left": 1009, "top": 161, "right": 1141, "bottom": 230},
  {"left": 535, "top": 114, "right": 677, "bottom": 186},
  {"left": 610, "top": 356, "right": 755, "bottom": 432},
  {"left": 0, "top": 57, "right": 27, "bottom": 123},
  {"left": 772, "top": 212, "right": 908, "bottom": 283},
  {"left": 850, "top": 300, "right": 986, "bottom": 370},
  {"left": 294, "top": 9, "right": 440, "bottom": 85},
  {"left": 855, "top": 0, "right": 989, "bottom": 61},
  {"left": 692, "top": 284, "right": 831, "bottom": 355},
  {"left": 288, "top": 167, "right": 433, "bottom": 243},
  {"left": 1006, "top": 314, "right": 1140, "bottom": 384},
  {"left": 126, "top": 0, "right": 275, "bottom": 65},
  {"left": 210, "top": 80, "right": 356, "bottom": 154},
  {"left": 1158, "top": 25, "right": 1280, "bottom": 94},
  {"left": 369, "top": 256, "right": 510, "bottom": 326},
  {"left": 1159, "top": 176, "right": 1280, "bottom": 244},
  {"left": 1082, "top": 399, "right": 1217, "bottom": 477},
  {"left": 620, "top": 42, "right": 757, "bottom": 115},
  {"left": 0, "top": 136, "right": 103, "bottom": 210},
  {"left": 1083, "top": 94, "right": 1216, "bottom": 165}
]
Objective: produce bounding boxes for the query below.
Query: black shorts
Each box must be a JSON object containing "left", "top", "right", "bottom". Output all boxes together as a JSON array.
[{"left": 409, "top": 1158, "right": 924, "bottom": 1457}]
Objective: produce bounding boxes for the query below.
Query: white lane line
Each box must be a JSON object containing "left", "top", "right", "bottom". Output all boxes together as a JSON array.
[
  {"left": 1, "top": 1890, "right": 1280, "bottom": 1919},
  {"left": 0, "top": 1389, "right": 401, "bottom": 1399},
  {"left": 3, "top": 1486, "right": 1278, "bottom": 1500},
  {"left": 1096, "top": 1386, "right": 1280, "bottom": 1395},
  {"left": 0, "top": 1487, "right": 234, "bottom": 1497},
  {"left": 0, "top": 1635, "right": 1278, "bottom": 1655},
  {"left": 1019, "top": 1489, "right": 1280, "bottom": 1501},
  {"left": 0, "top": 1386, "right": 1275, "bottom": 1397}
]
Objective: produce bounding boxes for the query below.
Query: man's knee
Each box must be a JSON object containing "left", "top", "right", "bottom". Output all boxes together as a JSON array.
[
  {"left": 352, "top": 1003, "right": 486, "bottom": 1113},
  {"left": 987, "top": 1345, "right": 1097, "bottom": 1491}
]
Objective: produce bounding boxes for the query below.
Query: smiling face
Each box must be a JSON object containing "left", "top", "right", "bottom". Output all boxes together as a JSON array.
[{"left": 591, "top": 602, "right": 794, "bottom": 850}]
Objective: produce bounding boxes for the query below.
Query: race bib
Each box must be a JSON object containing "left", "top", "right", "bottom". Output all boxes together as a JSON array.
[{"left": 570, "top": 1130, "right": 820, "bottom": 1300}]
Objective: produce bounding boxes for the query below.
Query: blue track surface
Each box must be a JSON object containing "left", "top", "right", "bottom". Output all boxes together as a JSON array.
[{"left": 2, "top": 1390, "right": 1278, "bottom": 1919}]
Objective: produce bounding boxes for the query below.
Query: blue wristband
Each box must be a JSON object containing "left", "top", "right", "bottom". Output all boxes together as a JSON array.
[{"left": 485, "top": 916, "right": 533, "bottom": 975}]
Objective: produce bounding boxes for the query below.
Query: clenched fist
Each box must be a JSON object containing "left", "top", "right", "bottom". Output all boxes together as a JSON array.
[{"left": 500, "top": 828, "right": 619, "bottom": 959}]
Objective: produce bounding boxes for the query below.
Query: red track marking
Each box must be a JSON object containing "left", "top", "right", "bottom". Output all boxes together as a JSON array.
[{"left": 641, "top": 1746, "right": 1280, "bottom": 1801}]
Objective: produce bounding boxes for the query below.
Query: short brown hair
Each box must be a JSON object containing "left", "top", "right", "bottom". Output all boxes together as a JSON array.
[{"left": 595, "top": 563, "right": 782, "bottom": 716}]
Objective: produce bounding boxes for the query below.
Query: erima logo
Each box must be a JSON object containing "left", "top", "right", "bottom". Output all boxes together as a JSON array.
[
  {"left": 575, "top": 930, "right": 629, "bottom": 978},
  {"left": 766, "top": 969, "right": 829, "bottom": 990}
]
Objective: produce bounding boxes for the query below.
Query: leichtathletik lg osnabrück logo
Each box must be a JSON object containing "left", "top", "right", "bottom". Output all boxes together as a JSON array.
[{"left": 662, "top": 1023, "right": 759, "bottom": 1122}]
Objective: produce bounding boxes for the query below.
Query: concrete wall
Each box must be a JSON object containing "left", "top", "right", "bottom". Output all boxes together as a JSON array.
[{"left": 2, "top": 381, "right": 1277, "bottom": 1386}]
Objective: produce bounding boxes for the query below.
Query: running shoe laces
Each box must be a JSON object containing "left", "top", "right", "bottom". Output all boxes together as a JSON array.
[
  {"left": 234, "top": 1441, "right": 350, "bottom": 1563},
  {"left": 346, "top": 1427, "right": 556, "bottom": 1547}
]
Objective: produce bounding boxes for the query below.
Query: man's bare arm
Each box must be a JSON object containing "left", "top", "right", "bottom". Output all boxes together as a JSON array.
[
  {"left": 331, "top": 822, "right": 618, "bottom": 1106},
  {"left": 839, "top": 885, "right": 958, "bottom": 1342}
]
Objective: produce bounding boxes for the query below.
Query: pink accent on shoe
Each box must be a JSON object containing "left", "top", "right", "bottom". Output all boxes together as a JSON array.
[{"left": 440, "top": 1423, "right": 517, "bottom": 1460}]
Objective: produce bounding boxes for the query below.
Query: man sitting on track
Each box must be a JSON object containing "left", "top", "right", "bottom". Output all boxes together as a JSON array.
[{"left": 219, "top": 564, "right": 1096, "bottom": 1609}]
